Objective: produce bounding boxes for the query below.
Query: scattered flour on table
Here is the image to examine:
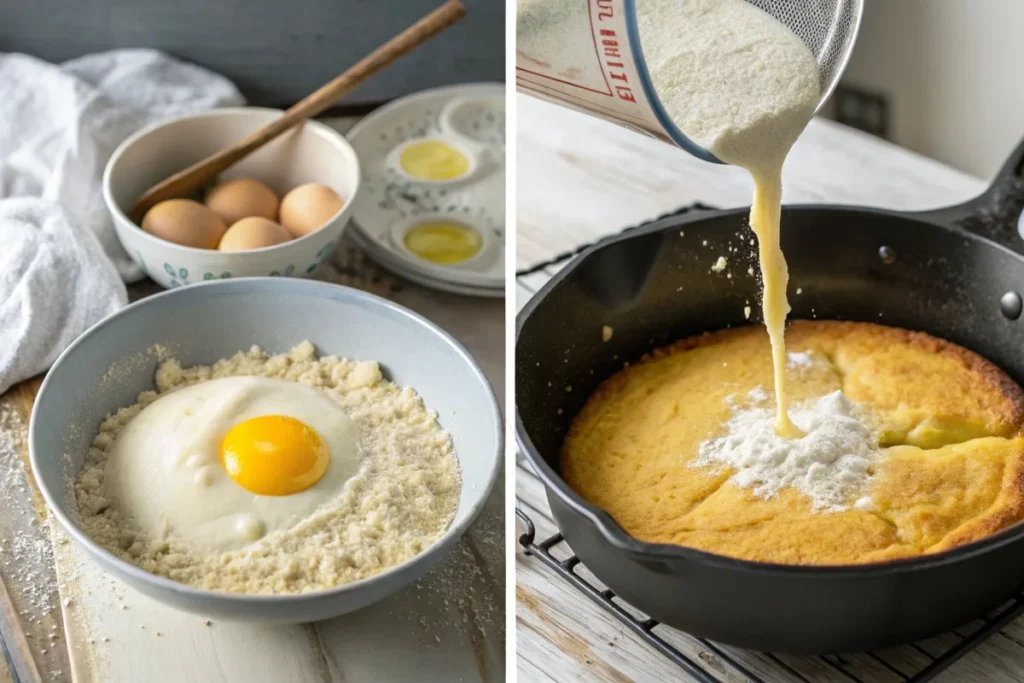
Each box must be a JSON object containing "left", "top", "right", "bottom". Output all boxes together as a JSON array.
[
  {"left": 73, "top": 342, "right": 461, "bottom": 595},
  {"left": 406, "top": 505, "right": 504, "bottom": 647},
  {"left": 0, "top": 407, "right": 59, "bottom": 622},
  {"left": 698, "top": 391, "right": 879, "bottom": 510}
]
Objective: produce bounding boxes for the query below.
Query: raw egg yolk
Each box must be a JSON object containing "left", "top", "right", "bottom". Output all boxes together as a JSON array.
[
  {"left": 399, "top": 140, "right": 470, "bottom": 181},
  {"left": 404, "top": 221, "right": 482, "bottom": 264},
  {"left": 220, "top": 415, "right": 328, "bottom": 496}
]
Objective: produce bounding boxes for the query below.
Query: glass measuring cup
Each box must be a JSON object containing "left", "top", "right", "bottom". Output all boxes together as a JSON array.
[{"left": 515, "top": 0, "right": 862, "bottom": 162}]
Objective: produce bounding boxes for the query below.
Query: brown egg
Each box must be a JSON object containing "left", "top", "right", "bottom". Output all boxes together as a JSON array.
[
  {"left": 279, "top": 183, "right": 344, "bottom": 239},
  {"left": 142, "top": 199, "right": 226, "bottom": 249},
  {"left": 205, "top": 178, "right": 280, "bottom": 226},
  {"left": 218, "top": 217, "right": 292, "bottom": 252}
]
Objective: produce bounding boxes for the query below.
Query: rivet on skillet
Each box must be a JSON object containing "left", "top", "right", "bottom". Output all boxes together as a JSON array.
[
  {"left": 1000, "top": 291, "right": 1023, "bottom": 320},
  {"left": 878, "top": 245, "right": 896, "bottom": 264}
]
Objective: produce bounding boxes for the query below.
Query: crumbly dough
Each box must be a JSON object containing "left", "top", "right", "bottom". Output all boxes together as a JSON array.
[{"left": 73, "top": 342, "right": 460, "bottom": 594}]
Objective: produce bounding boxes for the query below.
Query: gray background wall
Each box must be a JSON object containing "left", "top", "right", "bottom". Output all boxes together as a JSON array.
[
  {"left": 832, "top": 0, "right": 1021, "bottom": 179},
  {"left": 0, "top": 0, "right": 504, "bottom": 108}
]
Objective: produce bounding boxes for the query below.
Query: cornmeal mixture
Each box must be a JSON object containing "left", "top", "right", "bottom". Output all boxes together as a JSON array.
[
  {"left": 73, "top": 342, "right": 461, "bottom": 594},
  {"left": 563, "top": 321, "right": 1024, "bottom": 565}
]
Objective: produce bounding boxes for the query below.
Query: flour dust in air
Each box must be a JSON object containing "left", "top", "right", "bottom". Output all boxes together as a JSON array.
[{"left": 636, "top": 0, "right": 821, "bottom": 435}]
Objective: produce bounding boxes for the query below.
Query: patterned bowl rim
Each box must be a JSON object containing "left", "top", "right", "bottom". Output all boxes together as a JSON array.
[{"left": 135, "top": 237, "right": 339, "bottom": 288}]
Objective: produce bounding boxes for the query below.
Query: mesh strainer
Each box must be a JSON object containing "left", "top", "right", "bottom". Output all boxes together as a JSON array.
[
  {"left": 747, "top": 0, "right": 864, "bottom": 114},
  {"left": 626, "top": 0, "right": 865, "bottom": 162}
]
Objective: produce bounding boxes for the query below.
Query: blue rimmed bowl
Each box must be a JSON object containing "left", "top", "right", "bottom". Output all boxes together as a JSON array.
[
  {"left": 103, "top": 108, "right": 360, "bottom": 288},
  {"left": 29, "top": 278, "right": 503, "bottom": 622}
]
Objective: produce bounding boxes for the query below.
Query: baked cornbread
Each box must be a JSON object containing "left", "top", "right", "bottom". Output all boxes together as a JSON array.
[{"left": 562, "top": 321, "right": 1024, "bottom": 565}]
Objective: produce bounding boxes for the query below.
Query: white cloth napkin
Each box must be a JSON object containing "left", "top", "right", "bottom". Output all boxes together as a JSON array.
[{"left": 0, "top": 49, "right": 245, "bottom": 394}]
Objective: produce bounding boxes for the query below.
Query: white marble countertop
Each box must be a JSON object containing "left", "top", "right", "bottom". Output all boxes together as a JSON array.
[{"left": 514, "top": 92, "right": 1024, "bottom": 683}]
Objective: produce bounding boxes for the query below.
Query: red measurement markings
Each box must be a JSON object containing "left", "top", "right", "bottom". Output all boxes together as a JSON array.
[
  {"left": 586, "top": 0, "right": 615, "bottom": 95},
  {"left": 516, "top": 1, "right": 645, "bottom": 114},
  {"left": 513, "top": 0, "right": 613, "bottom": 96},
  {"left": 516, "top": 75, "right": 653, "bottom": 128},
  {"left": 592, "top": 2, "right": 636, "bottom": 104},
  {"left": 598, "top": 30, "right": 636, "bottom": 102},
  {"left": 515, "top": 67, "right": 612, "bottom": 96},
  {"left": 516, "top": 50, "right": 551, "bottom": 70}
]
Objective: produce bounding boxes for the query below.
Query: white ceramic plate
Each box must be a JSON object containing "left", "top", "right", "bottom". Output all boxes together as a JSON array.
[
  {"left": 348, "top": 226, "right": 503, "bottom": 298},
  {"left": 347, "top": 83, "right": 505, "bottom": 297}
]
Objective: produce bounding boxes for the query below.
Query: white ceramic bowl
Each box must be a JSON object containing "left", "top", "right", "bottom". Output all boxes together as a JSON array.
[
  {"left": 103, "top": 108, "right": 360, "bottom": 288},
  {"left": 30, "top": 279, "right": 503, "bottom": 622}
]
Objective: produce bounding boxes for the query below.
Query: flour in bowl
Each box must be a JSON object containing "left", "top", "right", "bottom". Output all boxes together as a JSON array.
[
  {"left": 697, "top": 391, "right": 879, "bottom": 511},
  {"left": 73, "top": 342, "right": 461, "bottom": 595}
]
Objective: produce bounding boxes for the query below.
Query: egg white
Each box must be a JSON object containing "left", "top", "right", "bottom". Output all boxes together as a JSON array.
[{"left": 104, "top": 376, "right": 363, "bottom": 551}]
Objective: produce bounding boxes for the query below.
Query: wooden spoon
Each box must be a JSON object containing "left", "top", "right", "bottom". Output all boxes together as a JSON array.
[{"left": 129, "top": 0, "right": 466, "bottom": 224}]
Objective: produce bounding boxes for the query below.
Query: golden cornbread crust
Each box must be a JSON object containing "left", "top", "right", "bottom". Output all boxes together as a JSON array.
[{"left": 561, "top": 320, "right": 1024, "bottom": 565}]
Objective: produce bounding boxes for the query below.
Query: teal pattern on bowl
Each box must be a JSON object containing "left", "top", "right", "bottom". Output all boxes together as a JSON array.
[
  {"left": 163, "top": 263, "right": 193, "bottom": 287},
  {"left": 135, "top": 251, "right": 152, "bottom": 280},
  {"left": 148, "top": 242, "right": 340, "bottom": 287},
  {"left": 306, "top": 240, "right": 338, "bottom": 273},
  {"left": 316, "top": 241, "right": 337, "bottom": 261}
]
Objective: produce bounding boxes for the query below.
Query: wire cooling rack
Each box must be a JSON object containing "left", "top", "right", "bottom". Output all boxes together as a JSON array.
[
  {"left": 515, "top": 204, "right": 1024, "bottom": 682},
  {"left": 517, "top": 506, "right": 1024, "bottom": 683}
]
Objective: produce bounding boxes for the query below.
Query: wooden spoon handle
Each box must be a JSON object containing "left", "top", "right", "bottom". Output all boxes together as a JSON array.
[{"left": 130, "top": 0, "right": 467, "bottom": 223}]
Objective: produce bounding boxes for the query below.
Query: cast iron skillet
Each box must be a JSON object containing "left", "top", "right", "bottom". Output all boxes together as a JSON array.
[{"left": 516, "top": 135, "right": 1024, "bottom": 654}]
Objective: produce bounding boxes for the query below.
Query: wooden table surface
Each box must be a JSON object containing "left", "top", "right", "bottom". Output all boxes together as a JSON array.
[
  {"left": 0, "top": 116, "right": 505, "bottom": 683},
  {"left": 514, "top": 93, "right": 1024, "bottom": 682}
]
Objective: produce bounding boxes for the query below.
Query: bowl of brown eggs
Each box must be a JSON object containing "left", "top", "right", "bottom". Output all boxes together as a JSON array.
[{"left": 103, "top": 107, "right": 360, "bottom": 288}]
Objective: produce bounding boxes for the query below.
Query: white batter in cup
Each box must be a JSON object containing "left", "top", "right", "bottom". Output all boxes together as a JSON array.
[
  {"left": 516, "top": 0, "right": 861, "bottom": 163},
  {"left": 516, "top": 0, "right": 722, "bottom": 162}
]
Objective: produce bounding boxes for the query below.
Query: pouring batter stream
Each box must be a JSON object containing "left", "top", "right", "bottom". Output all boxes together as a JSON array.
[{"left": 636, "top": 0, "right": 821, "bottom": 435}]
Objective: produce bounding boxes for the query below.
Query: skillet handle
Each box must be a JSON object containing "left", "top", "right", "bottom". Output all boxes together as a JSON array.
[{"left": 909, "top": 133, "right": 1024, "bottom": 253}]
